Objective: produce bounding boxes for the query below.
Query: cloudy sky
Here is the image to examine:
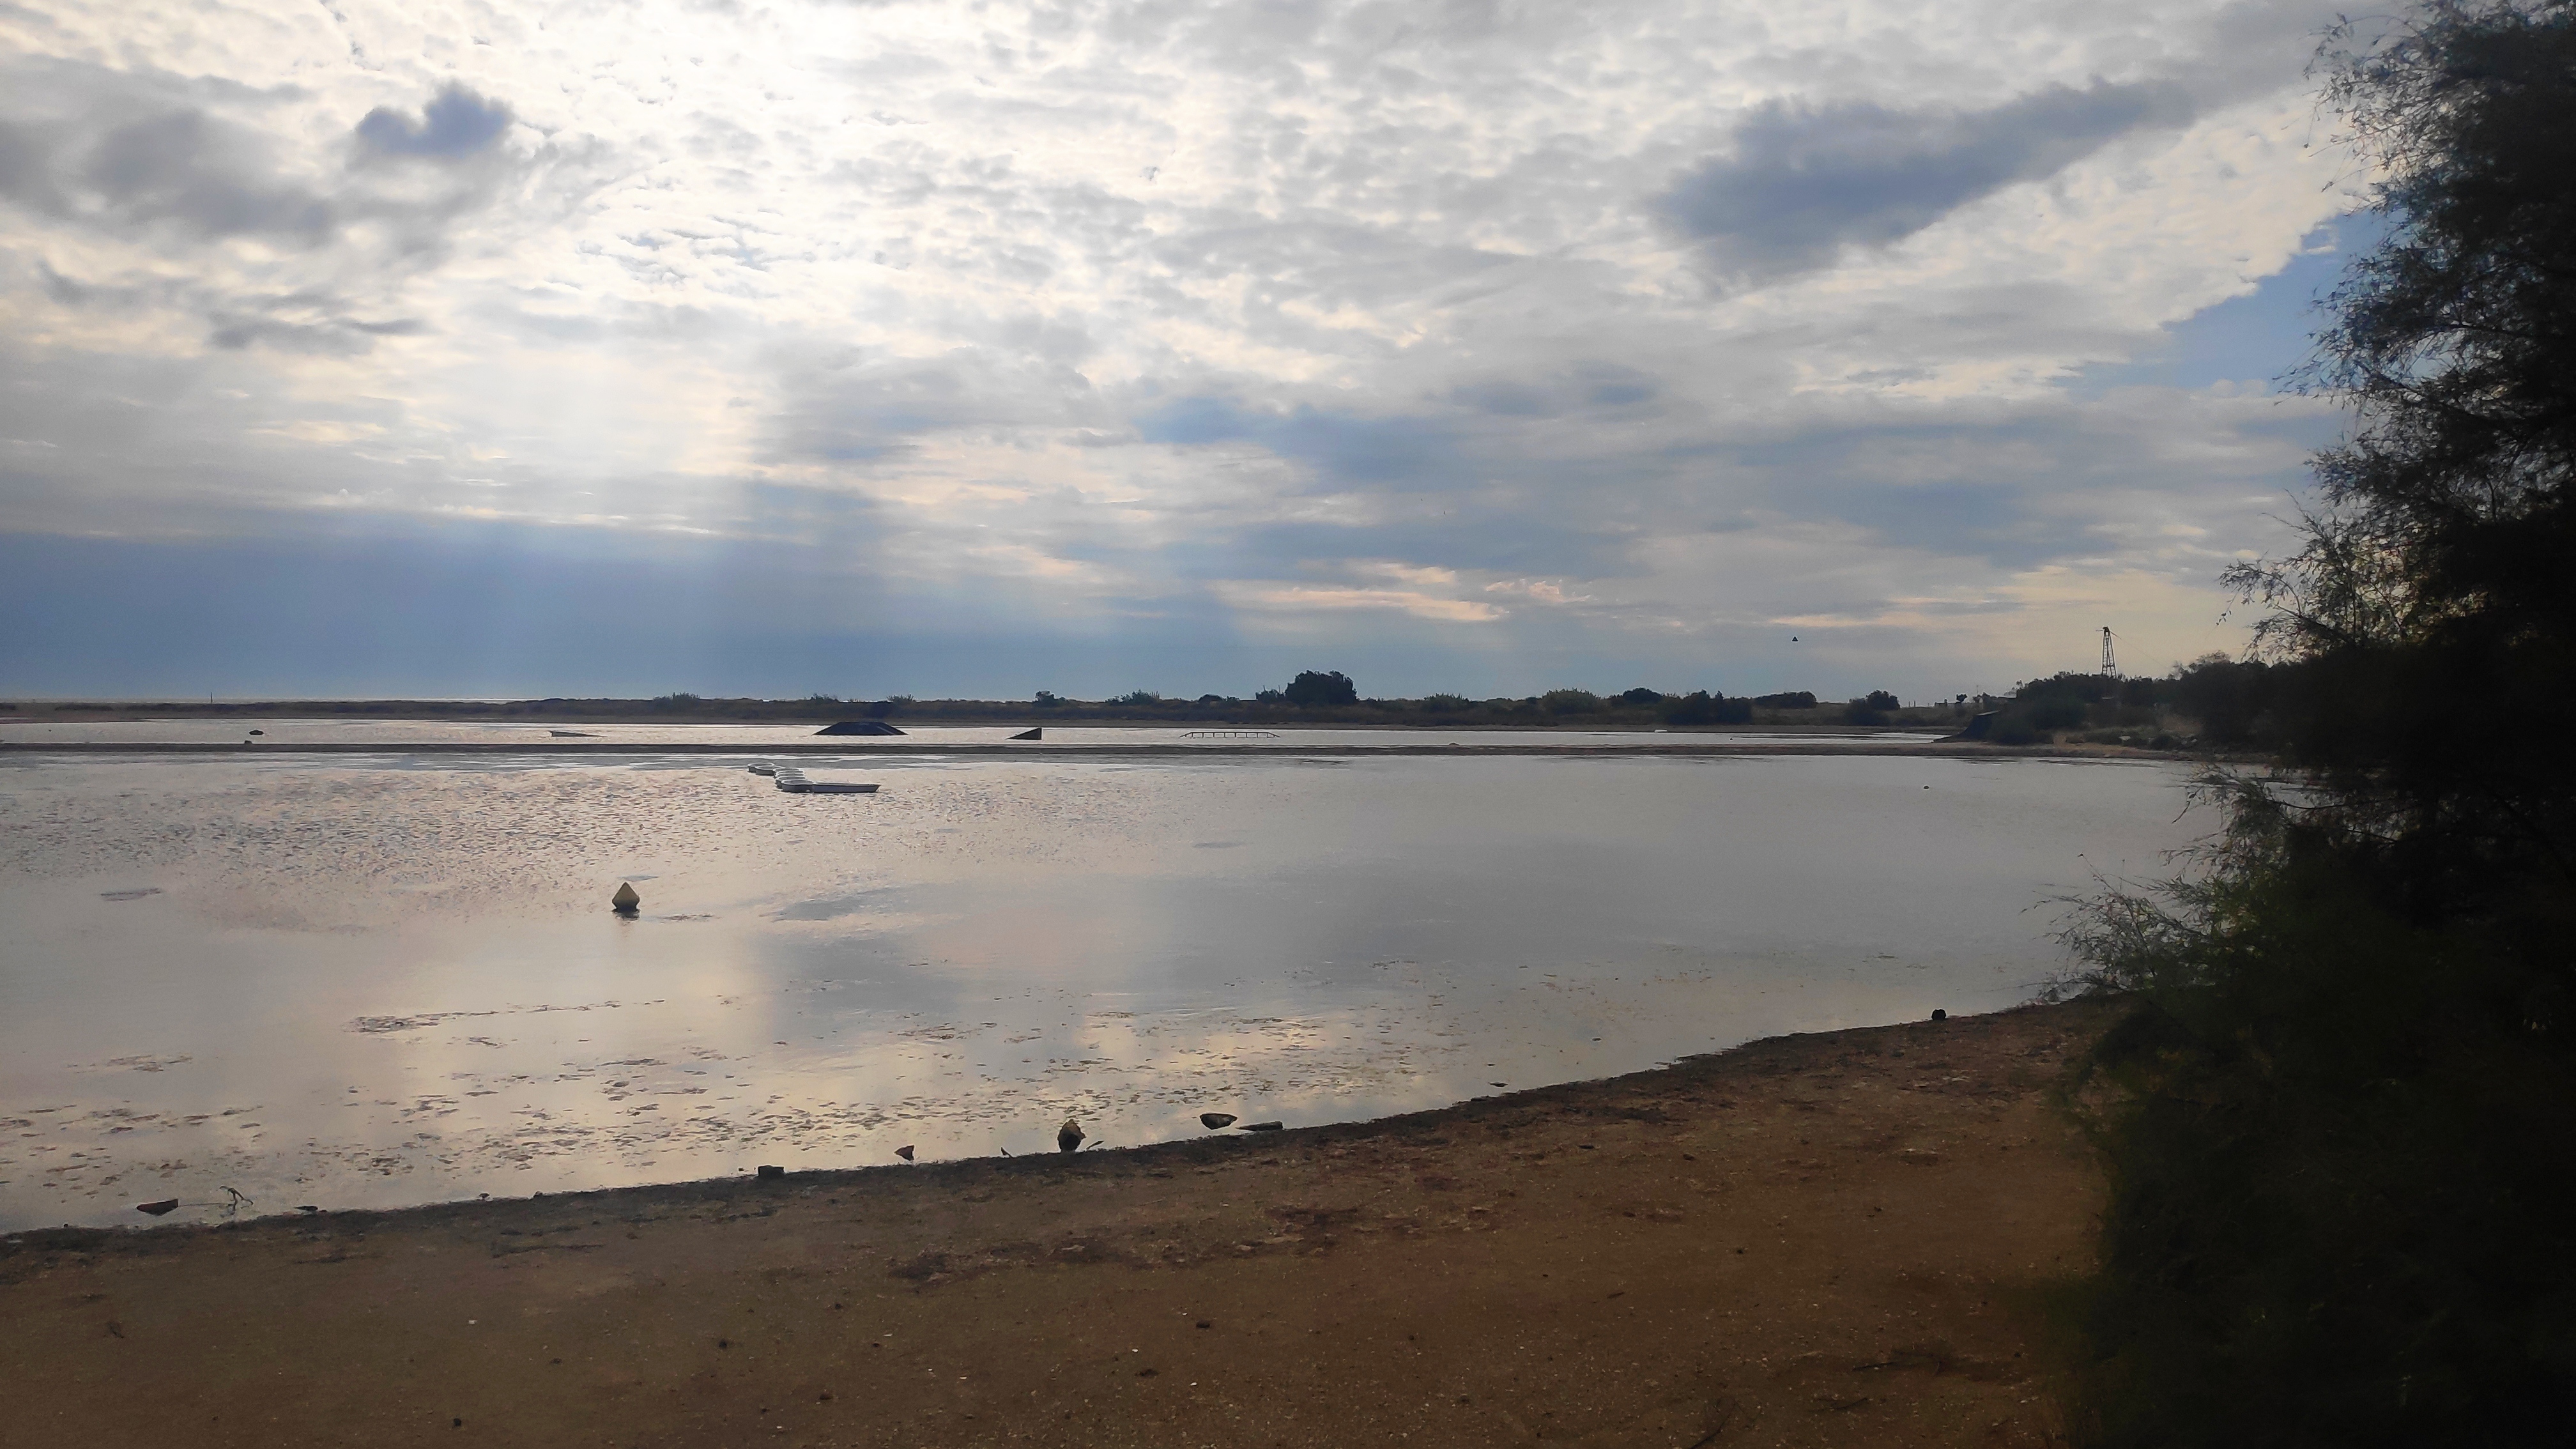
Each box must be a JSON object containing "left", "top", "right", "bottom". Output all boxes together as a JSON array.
[{"left": 0, "top": 0, "right": 2366, "bottom": 702}]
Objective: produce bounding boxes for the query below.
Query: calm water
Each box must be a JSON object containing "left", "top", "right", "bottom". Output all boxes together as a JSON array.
[
  {"left": 0, "top": 719, "right": 1942, "bottom": 749},
  {"left": 0, "top": 749, "right": 2198, "bottom": 1229}
]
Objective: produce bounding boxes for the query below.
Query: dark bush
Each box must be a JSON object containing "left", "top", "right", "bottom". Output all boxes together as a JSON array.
[
  {"left": 2018, "top": 671, "right": 2114, "bottom": 703},
  {"left": 1664, "top": 691, "right": 1751, "bottom": 725},
  {"left": 1282, "top": 671, "right": 1358, "bottom": 707},
  {"left": 1541, "top": 688, "right": 1602, "bottom": 714},
  {"left": 2027, "top": 698, "right": 2087, "bottom": 731},
  {"left": 1618, "top": 686, "right": 1664, "bottom": 705},
  {"left": 2065, "top": 6, "right": 2576, "bottom": 1442},
  {"left": 2168, "top": 654, "right": 2280, "bottom": 745},
  {"left": 1752, "top": 691, "right": 1816, "bottom": 709}
]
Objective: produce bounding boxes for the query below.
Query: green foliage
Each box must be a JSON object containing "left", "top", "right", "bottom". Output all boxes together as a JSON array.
[
  {"left": 1420, "top": 693, "right": 1473, "bottom": 712},
  {"left": 1117, "top": 689, "right": 1160, "bottom": 706},
  {"left": 1618, "top": 686, "right": 1664, "bottom": 705},
  {"left": 1281, "top": 670, "right": 1358, "bottom": 707},
  {"left": 2065, "top": 5, "right": 2576, "bottom": 1441},
  {"left": 1540, "top": 687, "right": 1602, "bottom": 714},
  {"left": 2061, "top": 793, "right": 2576, "bottom": 1446}
]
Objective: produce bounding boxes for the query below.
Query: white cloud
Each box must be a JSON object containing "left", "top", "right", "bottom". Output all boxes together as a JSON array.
[{"left": 0, "top": 0, "right": 2361, "bottom": 696}]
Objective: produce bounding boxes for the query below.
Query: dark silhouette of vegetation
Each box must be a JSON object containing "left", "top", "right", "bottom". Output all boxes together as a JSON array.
[
  {"left": 26, "top": 682, "right": 1978, "bottom": 732},
  {"left": 1983, "top": 661, "right": 2288, "bottom": 747},
  {"left": 2060, "top": 6, "right": 2576, "bottom": 1442},
  {"left": 1282, "top": 670, "right": 1359, "bottom": 707},
  {"left": 2163, "top": 655, "right": 2281, "bottom": 745},
  {"left": 1843, "top": 689, "right": 1901, "bottom": 724},
  {"left": 1662, "top": 690, "right": 1752, "bottom": 725}
]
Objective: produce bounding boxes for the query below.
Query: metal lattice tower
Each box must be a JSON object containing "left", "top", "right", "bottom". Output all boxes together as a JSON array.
[{"left": 2101, "top": 627, "right": 2120, "bottom": 678}]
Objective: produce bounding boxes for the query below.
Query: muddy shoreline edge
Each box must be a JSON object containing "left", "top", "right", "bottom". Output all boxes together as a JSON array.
[{"left": 1, "top": 997, "right": 2115, "bottom": 1261}]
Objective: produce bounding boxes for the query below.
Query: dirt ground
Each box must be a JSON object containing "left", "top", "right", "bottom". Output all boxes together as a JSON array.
[{"left": 0, "top": 1000, "right": 2118, "bottom": 1448}]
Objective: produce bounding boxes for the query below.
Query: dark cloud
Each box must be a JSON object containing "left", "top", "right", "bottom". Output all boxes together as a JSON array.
[
  {"left": 1662, "top": 81, "right": 2194, "bottom": 279},
  {"left": 354, "top": 85, "right": 512, "bottom": 160},
  {"left": 0, "top": 60, "right": 542, "bottom": 352},
  {"left": 206, "top": 309, "right": 427, "bottom": 354},
  {"left": 1451, "top": 363, "right": 1659, "bottom": 418},
  {"left": 0, "top": 105, "right": 336, "bottom": 245}
]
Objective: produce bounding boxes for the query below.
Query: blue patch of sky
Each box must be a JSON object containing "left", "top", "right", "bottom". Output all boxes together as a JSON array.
[{"left": 2068, "top": 210, "right": 2390, "bottom": 397}]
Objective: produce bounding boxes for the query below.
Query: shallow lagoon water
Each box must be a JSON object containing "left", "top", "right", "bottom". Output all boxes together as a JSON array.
[
  {"left": 0, "top": 718, "right": 1942, "bottom": 749},
  {"left": 0, "top": 749, "right": 2198, "bottom": 1229}
]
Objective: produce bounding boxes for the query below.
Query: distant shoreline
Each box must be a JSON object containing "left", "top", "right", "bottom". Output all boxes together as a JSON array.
[
  {"left": 0, "top": 691, "right": 1970, "bottom": 733},
  {"left": 0, "top": 737, "right": 2173, "bottom": 760}
]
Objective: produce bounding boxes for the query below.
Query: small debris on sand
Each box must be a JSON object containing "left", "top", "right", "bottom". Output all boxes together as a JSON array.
[
  {"left": 14, "top": 1003, "right": 2114, "bottom": 1449},
  {"left": 1198, "top": 1113, "right": 1237, "bottom": 1130}
]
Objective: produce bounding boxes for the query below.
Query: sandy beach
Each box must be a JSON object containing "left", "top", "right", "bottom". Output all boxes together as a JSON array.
[{"left": 0, "top": 999, "right": 2113, "bottom": 1448}]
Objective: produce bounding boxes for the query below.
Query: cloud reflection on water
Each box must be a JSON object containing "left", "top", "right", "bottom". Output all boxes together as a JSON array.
[{"left": 0, "top": 752, "right": 2198, "bottom": 1227}]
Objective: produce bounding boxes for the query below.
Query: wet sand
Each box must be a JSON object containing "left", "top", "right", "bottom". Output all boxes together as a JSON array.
[{"left": 0, "top": 1000, "right": 2112, "bottom": 1448}]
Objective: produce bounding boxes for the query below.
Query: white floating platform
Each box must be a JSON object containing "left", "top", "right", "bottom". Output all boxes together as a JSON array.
[{"left": 770, "top": 766, "right": 878, "bottom": 795}]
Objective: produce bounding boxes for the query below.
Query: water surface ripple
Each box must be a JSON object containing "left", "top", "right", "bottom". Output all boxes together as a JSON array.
[{"left": 0, "top": 750, "right": 2196, "bottom": 1228}]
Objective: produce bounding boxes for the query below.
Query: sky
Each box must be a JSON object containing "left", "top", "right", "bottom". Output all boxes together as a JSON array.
[{"left": 0, "top": 0, "right": 2374, "bottom": 703}]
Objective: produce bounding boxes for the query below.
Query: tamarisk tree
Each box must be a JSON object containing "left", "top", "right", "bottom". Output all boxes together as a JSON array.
[{"left": 2065, "top": 4, "right": 2576, "bottom": 1445}]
